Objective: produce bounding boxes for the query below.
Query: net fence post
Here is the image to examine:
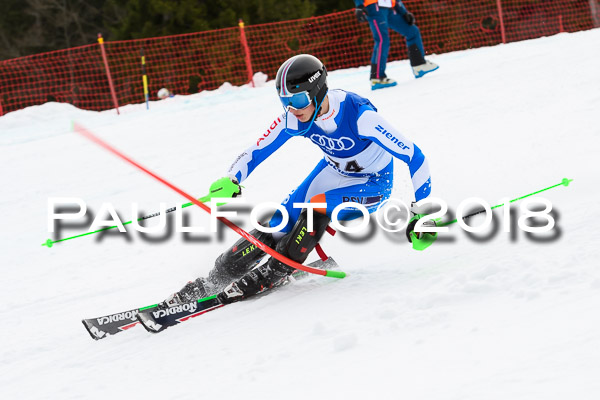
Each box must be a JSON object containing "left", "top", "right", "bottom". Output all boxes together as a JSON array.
[
  {"left": 238, "top": 19, "right": 255, "bottom": 87},
  {"left": 590, "top": 0, "right": 600, "bottom": 27},
  {"left": 496, "top": 0, "right": 507, "bottom": 44},
  {"left": 97, "top": 33, "right": 120, "bottom": 114}
]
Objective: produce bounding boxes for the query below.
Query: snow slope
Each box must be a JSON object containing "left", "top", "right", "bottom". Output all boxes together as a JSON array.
[{"left": 1, "top": 29, "right": 600, "bottom": 400}]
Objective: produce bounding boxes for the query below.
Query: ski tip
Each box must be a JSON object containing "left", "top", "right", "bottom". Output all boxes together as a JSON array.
[
  {"left": 137, "top": 312, "right": 163, "bottom": 333},
  {"left": 561, "top": 178, "right": 573, "bottom": 187},
  {"left": 81, "top": 319, "right": 102, "bottom": 340}
]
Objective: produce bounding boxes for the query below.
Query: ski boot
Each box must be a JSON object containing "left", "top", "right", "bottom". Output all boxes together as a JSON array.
[
  {"left": 159, "top": 277, "right": 217, "bottom": 309},
  {"left": 412, "top": 61, "right": 439, "bottom": 78},
  {"left": 218, "top": 209, "right": 331, "bottom": 304},
  {"left": 370, "top": 63, "right": 397, "bottom": 90},
  {"left": 159, "top": 228, "right": 275, "bottom": 308},
  {"left": 371, "top": 77, "right": 398, "bottom": 90},
  {"left": 408, "top": 44, "right": 439, "bottom": 78}
]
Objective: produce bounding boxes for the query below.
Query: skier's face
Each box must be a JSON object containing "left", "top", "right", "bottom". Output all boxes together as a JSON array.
[{"left": 288, "top": 103, "right": 315, "bottom": 123}]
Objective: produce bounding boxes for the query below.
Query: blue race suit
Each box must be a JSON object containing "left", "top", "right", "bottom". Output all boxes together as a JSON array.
[{"left": 227, "top": 89, "right": 431, "bottom": 234}]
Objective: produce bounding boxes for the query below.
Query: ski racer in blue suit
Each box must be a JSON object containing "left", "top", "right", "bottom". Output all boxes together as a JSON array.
[
  {"left": 227, "top": 86, "right": 431, "bottom": 234},
  {"left": 162, "top": 54, "right": 435, "bottom": 308}
]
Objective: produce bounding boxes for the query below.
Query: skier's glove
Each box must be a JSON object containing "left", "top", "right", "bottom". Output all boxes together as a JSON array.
[
  {"left": 405, "top": 201, "right": 437, "bottom": 251},
  {"left": 209, "top": 176, "right": 242, "bottom": 199},
  {"left": 355, "top": 6, "right": 368, "bottom": 23},
  {"left": 394, "top": 3, "right": 416, "bottom": 25},
  {"left": 403, "top": 11, "right": 416, "bottom": 25}
]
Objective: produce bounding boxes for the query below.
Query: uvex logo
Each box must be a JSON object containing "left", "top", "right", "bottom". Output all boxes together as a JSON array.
[
  {"left": 256, "top": 117, "right": 282, "bottom": 146},
  {"left": 308, "top": 71, "right": 321, "bottom": 83}
]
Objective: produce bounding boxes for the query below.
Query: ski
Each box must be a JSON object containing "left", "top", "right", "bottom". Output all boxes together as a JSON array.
[
  {"left": 136, "top": 295, "right": 224, "bottom": 333},
  {"left": 82, "top": 257, "right": 338, "bottom": 340},
  {"left": 82, "top": 304, "right": 159, "bottom": 340},
  {"left": 136, "top": 257, "right": 339, "bottom": 334}
]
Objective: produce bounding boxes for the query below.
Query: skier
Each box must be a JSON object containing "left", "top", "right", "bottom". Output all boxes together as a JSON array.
[
  {"left": 163, "top": 54, "right": 435, "bottom": 307},
  {"left": 354, "top": 0, "right": 439, "bottom": 89}
]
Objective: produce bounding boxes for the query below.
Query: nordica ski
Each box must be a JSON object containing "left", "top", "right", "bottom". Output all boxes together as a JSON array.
[
  {"left": 82, "top": 257, "right": 338, "bottom": 340},
  {"left": 82, "top": 304, "right": 158, "bottom": 340},
  {"left": 138, "top": 257, "right": 339, "bottom": 333},
  {"left": 136, "top": 294, "right": 223, "bottom": 333}
]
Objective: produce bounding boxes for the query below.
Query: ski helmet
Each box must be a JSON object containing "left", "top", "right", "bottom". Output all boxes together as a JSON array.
[{"left": 275, "top": 54, "right": 328, "bottom": 112}]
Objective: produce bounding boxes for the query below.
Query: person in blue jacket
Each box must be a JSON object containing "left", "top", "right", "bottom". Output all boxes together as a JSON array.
[
  {"left": 354, "top": 0, "right": 439, "bottom": 89},
  {"left": 163, "top": 54, "right": 436, "bottom": 306}
]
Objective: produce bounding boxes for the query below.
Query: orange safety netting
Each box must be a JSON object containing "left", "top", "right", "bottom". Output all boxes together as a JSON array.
[{"left": 0, "top": 1, "right": 597, "bottom": 115}]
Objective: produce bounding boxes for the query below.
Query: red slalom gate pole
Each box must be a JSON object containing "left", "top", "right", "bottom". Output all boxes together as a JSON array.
[{"left": 72, "top": 122, "right": 346, "bottom": 279}]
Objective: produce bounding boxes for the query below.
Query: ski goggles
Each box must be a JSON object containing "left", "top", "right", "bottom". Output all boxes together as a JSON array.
[{"left": 279, "top": 91, "right": 311, "bottom": 110}]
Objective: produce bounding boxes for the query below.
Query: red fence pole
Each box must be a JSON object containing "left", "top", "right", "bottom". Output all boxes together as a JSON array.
[
  {"left": 558, "top": 15, "right": 565, "bottom": 32},
  {"left": 0, "top": 98, "right": 3, "bottom": 117},
  {"left": 590, "top": 0, "right": 600, "bottom": 28},
  {"left": 496, "top": 0, "right": 507, "bottom": 44},
  {"left": 238, "top": 19, "right": 255, "bottom": 87},
  {"left": 97, "top": 34, "right": 120, "bottom": 114}
]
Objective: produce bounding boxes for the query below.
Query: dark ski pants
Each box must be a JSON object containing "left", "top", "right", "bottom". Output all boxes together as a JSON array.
[{"left": 366, "top": 4, "right": 425, "bottom": 79}]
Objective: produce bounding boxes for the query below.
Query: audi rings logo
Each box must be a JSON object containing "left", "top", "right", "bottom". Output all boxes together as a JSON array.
[{"left": 310, "top": 134, "right": 355, "bottom": 152}]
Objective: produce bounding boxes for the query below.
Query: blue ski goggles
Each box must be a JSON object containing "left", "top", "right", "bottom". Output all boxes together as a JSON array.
[{"left": 279, "top": 91, "right": 312, "bottom": 110}]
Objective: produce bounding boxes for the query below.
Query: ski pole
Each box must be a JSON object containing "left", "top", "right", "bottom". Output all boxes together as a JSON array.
[
  {"left": 72, "top": 122, "right": 346, "bottom": 279},
  {"left": 437, "top": 178, "right": 573, "bottom": 227},
  {"left": 42, "top": 196, "right": 210, "bottom": 248}
]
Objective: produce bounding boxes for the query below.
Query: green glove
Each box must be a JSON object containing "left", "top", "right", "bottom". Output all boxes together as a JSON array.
[
  {"left": 405, "top": 201, "right": 438, "bottom": 251},
  {"left": 406, "top": 215, "right": 437, "bottom": 251},
  {"left": 208, "top": 177, "right": 242, "bottom": 200}
]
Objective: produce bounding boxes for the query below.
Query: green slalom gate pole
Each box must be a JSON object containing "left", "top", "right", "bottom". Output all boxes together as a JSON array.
[
  {"left": 437, "top": 177, "right": 573, "bottom": 227},
  {"left": 42, "top": 195, "right": 211, "bottom": 248}
]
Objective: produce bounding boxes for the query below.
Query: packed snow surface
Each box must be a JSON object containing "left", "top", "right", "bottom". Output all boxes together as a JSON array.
[{"left": 1, "top": 29, "right": 599, "bottom": 399}]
